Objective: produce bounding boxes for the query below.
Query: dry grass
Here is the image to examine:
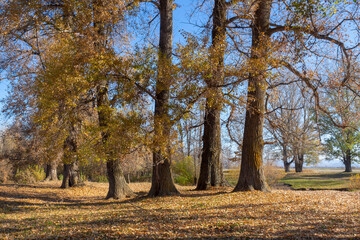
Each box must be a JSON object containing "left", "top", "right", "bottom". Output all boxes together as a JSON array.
[{"left": 1, "top": 181, "right": 359, "bottom": 239}]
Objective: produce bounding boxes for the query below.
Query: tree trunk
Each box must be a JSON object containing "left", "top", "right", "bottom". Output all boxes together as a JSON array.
[
  {"left": 282, "top": 145, "right": 291, "bottom": 173},
  {"left": 344, "top": 149, "right": 352, "bottom": 172},
  {"left": 106, "top": 159, "right": 134, "bottom": 199},
  {"left": 94, "top": 0, "right": 134, "bottom": 199},
  {"left": 284, "top": 161, "right": 291, "bottom": 173},
  {"left": 197, "top": 101, "right": 221, "bottom": 189},
  {"left": 197, "top": 0, "right": 227, "bottom": 190},
  {"left": 61, "top": 162, "right": 80, "bottom": 188},
  {"left": 61, "top": 125, "right": 82, "bottom": 188},
  {"left": 234, "top": 0, "right": 272, "bottom": 192},
  {"left": 295, "top": 154, "right": 304, "bottom": 173},
  {"left": 148, "top": 0, "right": 178, "bottom": 197},
  {"left": 45, "top": 161, "right": 58, "bottom": 181}
]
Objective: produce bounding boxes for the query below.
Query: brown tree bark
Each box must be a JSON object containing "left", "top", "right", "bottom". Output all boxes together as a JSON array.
[
  {"left": 234, "top": 0, "right": 272, "bottom": 192},
  {"left": 196, "top": 0, "right": 227, "bottom": 190},
  {"left": 148, "top": 0, "right": 179, "bottom": 197},
  {"left": 94, "top": 0, "right": 134, "bottom": 200},
  {"left": 61, "top": 162, "right": 80, "bottom": 188},
  {"left": 44, "top": 161, "right": 58, "bottom": 181},
  {"left": 106, "top": 159, "right": 134, "bottom": 199},
  {"left": 61, "top": 125, "right": 82, "bottom": 188}
]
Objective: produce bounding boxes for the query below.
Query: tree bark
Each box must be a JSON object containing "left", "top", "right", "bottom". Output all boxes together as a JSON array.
[
  {"left": 344, "top": 149, "right": 352, "bottom": 172},
  {"left": 45, "top": 161, "right": 58, "bottom": 181},
  {"left": 61, "top": 162, "right": 80, "bottom": 188},
  {"left": 196, "top": 0, "right": 227, "bottom": 190},
  {"left": 106, "top": 159, "right": 134, "bottom": 199},
  {"left": 295, "top": 154, "right": 304, "bottom": 173},
  {"left": 282, "top": 145, "right": 291, "bottom": 173},
  {"left": 148, "top": 0, "right": 178, "bottom": 197},
  {"left": 284, "top": 161, "right": 291, "bottom": 173},
  {"left": 234, "top": 0, "right": 272, "bottom": 192},
  {"left": 61, "top": 125, "right": 82, "bottom": 188},
  {"left": 94, "top": 0, "right": 134, "bottom": 200}
]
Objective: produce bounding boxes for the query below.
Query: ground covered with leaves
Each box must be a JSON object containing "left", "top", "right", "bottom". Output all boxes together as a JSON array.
[{"left": 1, "top": 181, "right": 359, "bottom": 239}]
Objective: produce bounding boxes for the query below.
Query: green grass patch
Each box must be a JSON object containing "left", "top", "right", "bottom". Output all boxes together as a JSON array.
[{"left": 280, "top": 170, "right": 360, "bottom": 190}]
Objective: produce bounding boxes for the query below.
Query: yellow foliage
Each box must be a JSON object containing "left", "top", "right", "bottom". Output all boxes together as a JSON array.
[{"left": 349, "top": 174, "right": 360, "bottom": 190}]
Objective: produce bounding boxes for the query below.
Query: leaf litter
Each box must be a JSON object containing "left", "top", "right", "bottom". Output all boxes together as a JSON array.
[{"left": 0, "top": 181, "right": 359, "bottom": 239}]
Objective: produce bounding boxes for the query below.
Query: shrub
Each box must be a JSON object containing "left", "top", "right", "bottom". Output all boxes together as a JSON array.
[
  {"left": 92, "top": 175, "right": 108, "bottom": 183},
  {"left": 349, "top": 174, "right": 360, "bottom": 190},
  {"left": 14, "top": 165, "right": 46, "bottom": 184},
  {"left": 0, "top": 159, "right": 12, "bottom": 183},
  {"left": 264, "top": 165, "right": 286, "bottom": 187},
  {"left": 173, "top": 156, "right": 195, "bottom": 186}
]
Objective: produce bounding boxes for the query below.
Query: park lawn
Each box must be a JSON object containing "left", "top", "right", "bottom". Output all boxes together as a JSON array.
[
  {"left": 1, "top": 181, "right": 360, "bottom": 239},
  {"left": 280, "top": 169, "right": 360, "bottom": 190}
]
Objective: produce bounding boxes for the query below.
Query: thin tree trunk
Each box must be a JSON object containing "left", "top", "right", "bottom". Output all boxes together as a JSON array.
[
  {"left": 93, "top": 0, "right": 134, "bottom": 199},
  {"left": 284, "top": 162, "right": 291, "bottom": 173},
  {"left": 197, "top": 0, "right": 227, "bottom": 190},
  {"left": 344, "top": 149, "right": 352, "bottom": 172},
  {"left": 282, "top": 145, "right": 291, "bottom": 173},
  {"left": 234, "top": 0, "right": 272, "bottom": 192},
  {"left": 148, "top": 0, "right": 178, "bottom": 197}
]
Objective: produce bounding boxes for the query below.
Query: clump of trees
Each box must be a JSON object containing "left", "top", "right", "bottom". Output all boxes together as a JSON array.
[{"left": 1, "top": 0, "right": 360, "bottom": 198}]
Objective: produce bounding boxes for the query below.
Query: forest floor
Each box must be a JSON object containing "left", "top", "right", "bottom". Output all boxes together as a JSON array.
[{"left": 1, "top": 180, "right": 359, "bottom": 239}]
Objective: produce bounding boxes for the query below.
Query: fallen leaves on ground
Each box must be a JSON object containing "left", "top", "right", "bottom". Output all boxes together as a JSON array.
[{"left": 0, "top": 181, "right": 359, "bottom": 239}]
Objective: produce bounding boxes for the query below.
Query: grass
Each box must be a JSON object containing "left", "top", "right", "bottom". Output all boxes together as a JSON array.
[
  {"left": 1, "top": 180, "right": 360, "bottom": 239},
  {"left": 280, "top": 169, "right": 360, "bottom": 190}
]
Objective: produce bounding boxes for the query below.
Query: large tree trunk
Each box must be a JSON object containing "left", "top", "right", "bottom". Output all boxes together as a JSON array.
[
  {"left": 61, "top": 162, "right": 80, "bottom": 188},
  {"left": 148, "top": 0, "right": 178, "bottom": 197},
  {"left": 61, "top": 125, "right": 82, "bottom": 188},
  {"left": 197, "top": 101, "right": 221, "bottom": 189},
  {"left": 295, "top": 154, "right": 304, "bottom": 173},
  {"left": 45, "top": 151, "right": 61, "bottom": 181},
  {"left": 106, "top": 159, "right": 134, "bottom": 199},
  {"left": 344, "top": 149, "right": 352, "bottom": 172},
  {"left": 97, "top": 80, "right": 133, "bottom": 199},
  {"left": 93, "top": 0, "right": 133, "bottom": 199},
  {"left": 45, "top": 161, "right": 58, "bottom": 181},
  {"left": 196, "top": 0, "right": 227, "bottom": 190},
  {"left": 234, "top": 0, "right": 272, "bottom": 192}
]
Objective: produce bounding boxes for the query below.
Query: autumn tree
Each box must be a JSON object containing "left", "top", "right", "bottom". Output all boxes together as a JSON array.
[
  {"left": 266, "top": 84, "right": 320, "bottom": 172},
  {"left": 194, "top": 0, "right": 228, "bottom": 190},
  {"left": 232, "top": 0, "right": 272, "bottom": 192},
  {"left": 147, "top": 0, "right": 179, "bottom": 196},
  {"left": 319, "top": 88, "right": 360, "bottom": 172}
]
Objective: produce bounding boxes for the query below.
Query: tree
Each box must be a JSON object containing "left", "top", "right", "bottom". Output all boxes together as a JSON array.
[
  {"left": 92, "top": 0, "right": 135, "bottom": 199},
  {"left": 196, "top": 0, "right": 228, "bottom": 190},
  {"left": 148, "top": 0, "right": 179, "bottom": 197},
  {"left": 266, "top": 84, "right": 320, "bottom": 172},
  {"left": 234, "top": 0, "right": 272, "bottom": 192},
  {"left": 319, "top": 88, "right": 360, "bottom": 172}
]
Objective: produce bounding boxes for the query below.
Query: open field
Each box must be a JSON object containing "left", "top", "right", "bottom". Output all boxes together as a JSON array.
[
  {"left": 280, "top": 169, "right": 360, "bottom": 190},
  {"left": 1, "top": 181, "right": 359, "bottom": 239}
]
